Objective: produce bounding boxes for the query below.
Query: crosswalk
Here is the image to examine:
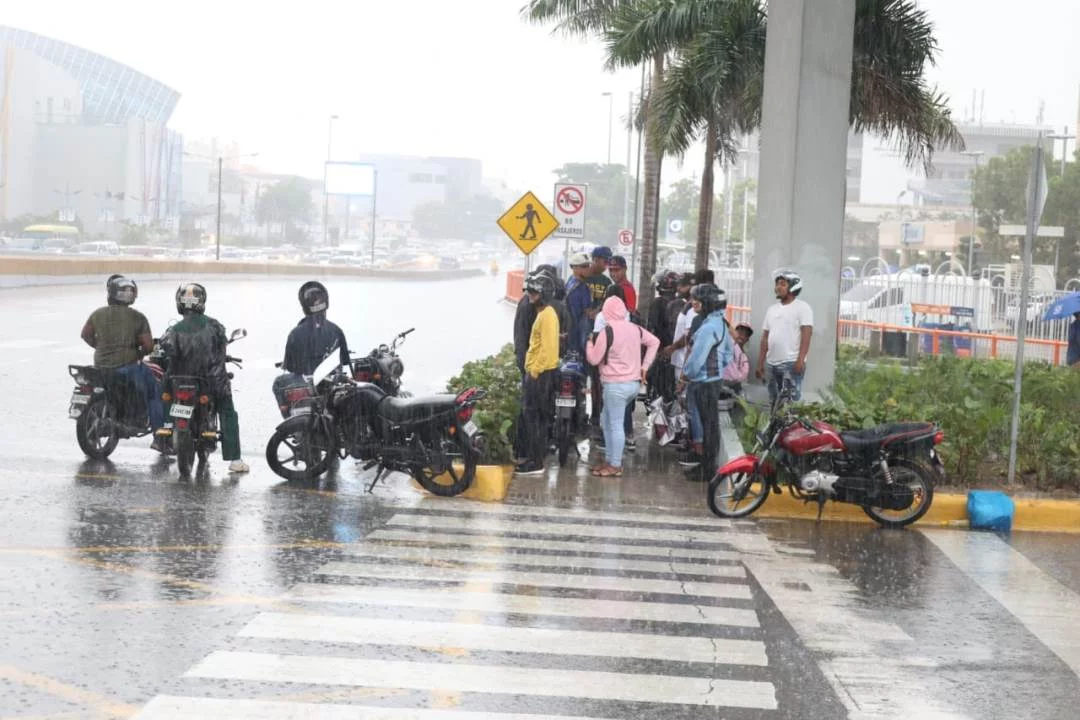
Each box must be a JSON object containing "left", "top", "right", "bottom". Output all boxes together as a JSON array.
[{"left": 134, "top": 503, "right": 783, "bottom": 719}]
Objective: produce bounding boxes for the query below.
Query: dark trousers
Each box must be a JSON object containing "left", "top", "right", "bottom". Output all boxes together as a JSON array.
[
  {"left": 522, "top": 370, "right": 556, "bottom": 466},
  {"left": 589, "top": 365, "right": 603, "bottom": 427},
  {"left": 690, "top": 380, "right": 723, "bottom": 481}
]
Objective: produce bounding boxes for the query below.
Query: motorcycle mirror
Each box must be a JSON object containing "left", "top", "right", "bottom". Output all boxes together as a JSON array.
[{"left": 229, "top": 328, "right": 248, "bottom": 342}]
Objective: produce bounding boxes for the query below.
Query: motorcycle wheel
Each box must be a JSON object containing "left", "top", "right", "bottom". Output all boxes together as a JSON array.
[
  {"left": 414, "top": 433, "right": 477, "bottom": 497},
  {"left": 707, "top": 469, "right": 770, "bottom": 519},
  {"left": 265, "top": 428, "right": 331, "bottom": 482},
  {"left": 556, "top": 418, "right": 573, "bottom": 467},
  {"left": 76, "top": 400, "right": 120, "bottom": 460},
  {"left": 862, "top": 457, "right": 936, "bottom": 528},
  {"left": 174, "top": 428, "right": 196, "bottom": 478}
]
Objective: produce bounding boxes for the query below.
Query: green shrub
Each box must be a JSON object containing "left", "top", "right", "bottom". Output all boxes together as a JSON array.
[{"left": 446, "top": 344, "right": 521, "bottom": 465}]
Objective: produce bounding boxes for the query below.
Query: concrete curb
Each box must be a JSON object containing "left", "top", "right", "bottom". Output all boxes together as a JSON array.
[{"left": 719, "top": 408, "right": 1080, "bottom": 533}]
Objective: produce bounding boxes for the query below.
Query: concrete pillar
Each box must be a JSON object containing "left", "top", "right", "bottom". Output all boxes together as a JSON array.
[{"left": 751, "top": 0, "right": 856, "bottom": 397}]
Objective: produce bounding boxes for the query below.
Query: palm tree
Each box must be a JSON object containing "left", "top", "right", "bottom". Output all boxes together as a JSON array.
[
  {"left": 521, "top": 0, "right": 667, "bottom": 310},
  {"left": 604, "top": 0, "right": 963, "bottom": 269}
]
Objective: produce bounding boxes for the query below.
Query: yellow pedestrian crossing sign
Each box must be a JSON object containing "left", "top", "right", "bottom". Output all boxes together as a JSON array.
[{"left": 497, "top": 191, "right": 559, "bottom": 256}]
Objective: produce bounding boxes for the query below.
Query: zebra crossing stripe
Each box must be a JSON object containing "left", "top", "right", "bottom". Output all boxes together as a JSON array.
[
  {"left": 239, "top": 612, "right": 768, "bottom": 665},
  {"left": 284, "top": 583, "right": 760, "bottom": 627},
  {"left": 184, "top": 650, "right": 778, "bottom": 709},
  {"left": 386, "top": 514, "right": 729, "bottom": 544},
  {"left": 406, "top": 501, "right": 729, "bottom": 528},
  {"left": 316, "top": 561, "right": 753, "bottom": 600},
  {"left": 341, "top": 543, "right": 746, "bottom": 577},
  {"left": 368, "top": 528, "right": 739, "bottom": 561}
]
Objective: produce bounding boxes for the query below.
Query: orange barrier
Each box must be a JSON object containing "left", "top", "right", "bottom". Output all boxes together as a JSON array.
[
  {"left": 505, "top": 269, "right": 524, "bottom": 302},
  {"left": 726, "top": 305, "right": 1068, "bottom": 365}
]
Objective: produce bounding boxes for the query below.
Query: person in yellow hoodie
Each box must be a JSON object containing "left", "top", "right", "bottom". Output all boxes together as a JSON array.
[{"left": 517, "top": 272, "right": 560, "bottom": 476}]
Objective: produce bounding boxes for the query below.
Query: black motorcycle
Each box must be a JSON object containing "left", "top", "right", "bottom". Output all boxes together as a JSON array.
[
  {"left": 68, "top": 353, "right": 167, "bottom": 460},
  {"left": 158, "top": 329, "right": 246, "bottom": 477},
  {"left": 265, "top": 354, "right": 486, "bottom": 496},
  {"left": 554, "top": 350, "right": 588, "bottom": 466},
  {"left": 350, "top": 327, "right": 414, "bottom": 396}
]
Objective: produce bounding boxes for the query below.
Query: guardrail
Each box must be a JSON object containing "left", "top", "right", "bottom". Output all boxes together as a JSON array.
[{"left": 725, "top": 305, "right": 1069, "bottom": 365}]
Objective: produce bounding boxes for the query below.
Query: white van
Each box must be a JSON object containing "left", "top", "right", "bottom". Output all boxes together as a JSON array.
[{"left": 839, "top": 269, "right": 994, "bottom": 332}]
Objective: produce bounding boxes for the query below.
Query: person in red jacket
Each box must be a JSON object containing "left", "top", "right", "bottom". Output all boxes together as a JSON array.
[{"left": 609, "top": 255, "right": 637, "bottom": 312}]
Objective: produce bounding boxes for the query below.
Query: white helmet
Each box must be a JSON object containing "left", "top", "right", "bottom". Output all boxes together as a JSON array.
[{"left": 773, "top": 268, "right": 803, "bottom": 296}]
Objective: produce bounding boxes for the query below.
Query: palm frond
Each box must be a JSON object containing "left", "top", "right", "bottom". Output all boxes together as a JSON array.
[{"left": 521, "top": 0, "right": 632, "bottom": 37}]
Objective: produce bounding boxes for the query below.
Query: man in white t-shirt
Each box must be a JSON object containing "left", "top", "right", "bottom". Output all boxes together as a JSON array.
[{"left": 756, "top": 268, "right": 813, "bottom": 405}]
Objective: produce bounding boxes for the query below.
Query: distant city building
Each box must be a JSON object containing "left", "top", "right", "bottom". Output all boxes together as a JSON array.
[
  {"left": 909, "top": 121, "right": 1054, "bottom": 206},
  {"left": 0, "top": 25, "right": 182, "bottom": 235}
]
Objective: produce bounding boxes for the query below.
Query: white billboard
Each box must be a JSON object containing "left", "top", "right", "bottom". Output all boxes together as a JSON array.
[{"left": 325, "top": 162, "right": 375, "bottom": 196}]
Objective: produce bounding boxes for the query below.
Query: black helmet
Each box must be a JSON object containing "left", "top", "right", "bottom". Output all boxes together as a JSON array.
[
  {"left": 299, "top": 281, "right": 329, "bottom": 315},
  {"left": 524, "top": 271, "right": 555, "bottom": 305},
  {"left": 107, "top": 274, "right": 137, "bottom": 306},
  {"left": 657, "top": 270, "right": 679, "bottom": 294},
  {"left": 175, "top": 282, "right": 207, "bottom": 315},
  {"left": 773, "top": 268, "right": 803, "bottom": 296},
  {"left": 690, "top": 283, "right": 727, "bottom": 315}
]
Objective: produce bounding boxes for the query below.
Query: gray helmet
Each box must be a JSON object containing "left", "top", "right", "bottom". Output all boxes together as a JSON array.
[
  {"left": 175, "top": 282, "right": 207, "bottom": 314},
  {"left": 106, "top": 275, "right": 137, "bottom": 306},
  {"left": 690, "top": 283, "right": 726, "bottom": 315},
  {"left": 524, "top": 271, "right": 555, "bottom": 304},
  {"left": 774, "top": 268, "right": 803, "bottom": 296}
]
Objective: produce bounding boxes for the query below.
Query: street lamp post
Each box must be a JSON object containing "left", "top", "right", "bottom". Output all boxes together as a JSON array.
[
  {"left": 1048, "top": 126, "right": 1074, "bottom": 178},
  {"left": 185, "top": 151, "right": 259, "bottom": 260},
  {"left": 601, "top": 92, "right": 613, "bottom": 165},
  {"left": 961, "top": 150, "right": 984, "bottom": 276},
  {"left": 323, "top": 115, "right": 338, "bottom": 246}
]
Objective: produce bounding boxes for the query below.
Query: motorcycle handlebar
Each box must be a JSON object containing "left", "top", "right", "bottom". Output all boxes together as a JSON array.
[
  {"left": 400, "top": 328, "right": 415, "bottom": 338},
  {"left": 227, "top": 356, "right": 243, "bottom": 365}
]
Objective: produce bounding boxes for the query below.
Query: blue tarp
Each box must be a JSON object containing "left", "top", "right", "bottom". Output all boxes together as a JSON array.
[{"left": 968, "top": 490, "right": 1015, "bottom": 532}]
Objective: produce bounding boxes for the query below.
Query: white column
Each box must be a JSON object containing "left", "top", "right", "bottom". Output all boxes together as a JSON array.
[{"left": 751, "top": 0, "right": 856, "bottom": 396}]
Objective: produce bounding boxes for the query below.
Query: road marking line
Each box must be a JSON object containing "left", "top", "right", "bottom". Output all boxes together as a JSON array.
[
  {"left": 184, "top": 650, "right": 777, "bottom": 709},
  {"left": 923, "top": 529, "right": 1080, "bottom": 678},
  {"left": 0, "top": 664, "right": 137, "bottom": 719},
  {"left": 240, "top": 612, "right": 767, "bottom": 665},
  {"left": 407, "top": 500, "right": 728, "bottom": 528},
  {"left": 367, "top": 528, "right": 738, "bottom": 560},
  {"left": 386, "top": 514, "right": 730, "bottom": 544},
  {"left": 135, "top": 696, "right": 615, "bottom": 719},
  {"left": 317, "top": 561, "right": 752, "bottom": 600},
  {"left": 0, "top": 541, "right": 344, "bottom": 555},
  {"left": 344, "top": 543, "right": 745, "bottom": 577},
  {"left": 285, "top": 583, "right": 760, "bottom": 627}
]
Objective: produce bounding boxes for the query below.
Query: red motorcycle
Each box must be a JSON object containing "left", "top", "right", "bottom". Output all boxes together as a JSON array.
[{"left": 707, "top": 388, "right": 945, "bottom": 528}]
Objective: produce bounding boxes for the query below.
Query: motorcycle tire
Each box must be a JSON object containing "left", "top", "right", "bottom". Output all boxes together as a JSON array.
[
  {"left": 862, "top": 457, "right": 936, "bottom": 529},
  {"left": 265, "top": 428, "right": 331, "bottom": 482},
  {"left": 556, "top": 418, "right": 573, "bottom": 467},
  {"left": 175, "top": 428, "right": 196, "bottom": 478},
  {"left": 707, "top": 469, "right": 770, "bottom": 519},
  {"left": 76, "top": 400, "right": 120, "bottom": 460},
  {"left": 414, "top": 436, "right": 478, "bottom": 498}
]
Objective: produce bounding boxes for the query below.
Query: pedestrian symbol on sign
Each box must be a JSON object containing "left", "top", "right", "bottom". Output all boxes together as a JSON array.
[{"left": 517, "top": 204, "right": 542, "bottom": 241}]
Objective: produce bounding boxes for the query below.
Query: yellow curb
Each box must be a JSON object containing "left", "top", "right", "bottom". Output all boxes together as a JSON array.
[
  {"left": 411, "top": 465, "right": 513, "bottom": 502},
  {"left": 751, "top": 490, "right": 1080, "bottom": 533}
]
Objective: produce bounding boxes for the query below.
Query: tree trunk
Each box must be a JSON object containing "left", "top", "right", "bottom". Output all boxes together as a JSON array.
[
  {"left": 695, "top": 119, "right": 718, "bottom": 272},
  {"left": 636, "top": 52, "right": 666, "bottom": 317}
]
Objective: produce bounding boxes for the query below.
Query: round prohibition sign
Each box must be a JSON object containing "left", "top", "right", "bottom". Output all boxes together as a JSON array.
[{"left": 556, "top": 187, "right": 585, "bottom": 215}]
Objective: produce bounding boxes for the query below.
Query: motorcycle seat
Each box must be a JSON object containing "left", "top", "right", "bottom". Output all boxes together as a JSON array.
[
  {"left": 376, "top": 394, "right": 458, "bottom": 424},
  {"left": 841, "top": 422, "right": 936, "bottom": 455}
]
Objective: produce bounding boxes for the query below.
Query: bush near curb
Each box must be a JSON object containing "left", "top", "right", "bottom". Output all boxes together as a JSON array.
[
  {"left": 446, "top": 344, "right": 521, "bottom": 466},
  {"left": 738, "top": 355, "right": 1080, "bottom": 491}
]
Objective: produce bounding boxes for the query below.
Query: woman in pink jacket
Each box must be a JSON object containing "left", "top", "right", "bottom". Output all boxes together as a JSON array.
[{"left": 586, "top": 296, "right": 660, "bottom": 476}]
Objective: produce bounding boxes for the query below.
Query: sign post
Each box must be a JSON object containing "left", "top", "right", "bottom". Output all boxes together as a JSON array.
[
  {"left": 1007, "top": 136, "right": 1048, "bottom": 485},
  {"left": 554, "top": 183, "right": 587, "bottom": 278}
]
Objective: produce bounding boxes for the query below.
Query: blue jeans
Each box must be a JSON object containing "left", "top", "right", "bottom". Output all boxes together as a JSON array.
[
  {"left": 766, "top": 362, "right": 803, "bottom": 406},
  {"left": 117, "top": 362, "right": 164, "bottom": 431},
  {"left": 602, "top": 381, "right": 639, "bottom": 468}
]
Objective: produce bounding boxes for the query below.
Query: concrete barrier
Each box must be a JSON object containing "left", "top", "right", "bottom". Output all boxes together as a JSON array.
[
  {"left": 0, "top": 255, "right": 484, "bottom": 288},
  {"left": 505, "top": 269, "right": 524, "bottom": 302}
]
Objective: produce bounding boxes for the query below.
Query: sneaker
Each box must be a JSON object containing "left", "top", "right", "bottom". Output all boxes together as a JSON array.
[
  {"left": 150, "top": 436, "right": 168, "bottom": 453},
  {"left": 514, "top": 463, "right": 545, "bottom": 477},
  {"left": 228, "top": 459, "right": 251, "bottom": 473},
  {"left": 677, "top": 454, "right": 702, "bottom": 469}
]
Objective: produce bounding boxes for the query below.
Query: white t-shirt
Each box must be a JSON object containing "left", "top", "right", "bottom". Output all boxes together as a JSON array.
[
  {"left": 671, "top": 306, "right": 697, "bottom": 372},
  {"left": 763, "top": 299, "right": 814, "bottom": 365}
]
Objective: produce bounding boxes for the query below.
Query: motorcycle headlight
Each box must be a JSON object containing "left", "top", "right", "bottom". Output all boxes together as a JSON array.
[{"left": 389, "top": 359, "right": 404, "bottom": 379}]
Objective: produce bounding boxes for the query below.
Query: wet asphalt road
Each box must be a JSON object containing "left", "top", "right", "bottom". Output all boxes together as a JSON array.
[{"left": 2, "top": 277, "right": 1080, "bottom": 719}]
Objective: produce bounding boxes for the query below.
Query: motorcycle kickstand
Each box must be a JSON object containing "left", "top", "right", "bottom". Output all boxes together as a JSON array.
[
  {"left": 815, "top": 494, "right": 826, "bottom": 521},
  {"left": 366, "top": 465, "right": 387, "bottom": 494}
]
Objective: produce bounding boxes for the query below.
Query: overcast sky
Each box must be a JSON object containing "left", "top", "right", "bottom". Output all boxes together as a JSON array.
[{"left": 4, "top": 0, "right": 1078, "bottom": 196}]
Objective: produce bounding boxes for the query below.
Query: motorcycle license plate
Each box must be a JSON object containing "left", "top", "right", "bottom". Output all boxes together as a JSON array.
[
  {"left": 555, "top": 397, "right": 576, "bottom": 408},
  {"left": 170, "top": 404, "right": 194, "bottom": 419},
  {"left": 463, "top": 420, "right": 478, "bottom": 437},
  {"left": 70, "top": 394, "right": 91, "bottom": 405}
]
